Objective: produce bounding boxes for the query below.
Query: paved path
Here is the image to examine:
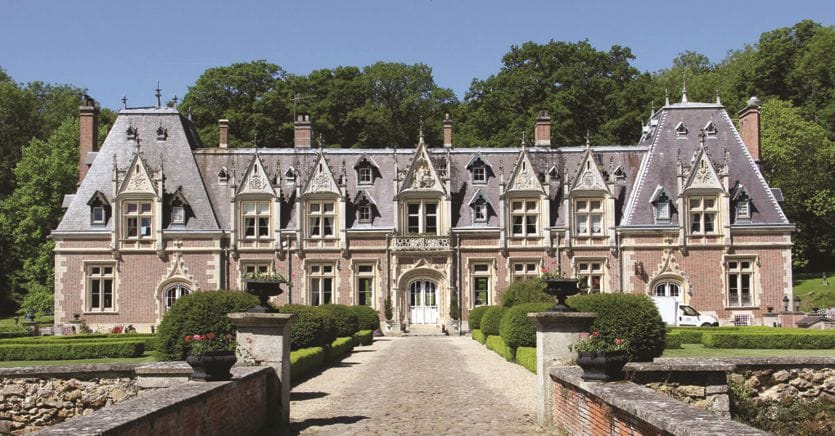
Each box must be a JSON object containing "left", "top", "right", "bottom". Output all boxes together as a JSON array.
[{"left": 289, "top": 335, "right": 544, "bottom": 435}]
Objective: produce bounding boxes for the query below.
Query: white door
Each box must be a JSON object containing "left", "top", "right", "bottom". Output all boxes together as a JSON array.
[{"left": 409, "top": 280, "right": 439, "bottom": 324}]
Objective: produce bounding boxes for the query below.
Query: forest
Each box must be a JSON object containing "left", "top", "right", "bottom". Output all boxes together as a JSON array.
[{"left": 0, "top": 20, "right": 832, "bottom": 314}]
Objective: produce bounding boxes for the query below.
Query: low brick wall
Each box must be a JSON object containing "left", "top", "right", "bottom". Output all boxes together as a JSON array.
[
  {"left": 550, "top": 366, "right": 766, "bottom": 435},
  {"left": 34, "top": 366, "right": 278, "bottom": 436}
]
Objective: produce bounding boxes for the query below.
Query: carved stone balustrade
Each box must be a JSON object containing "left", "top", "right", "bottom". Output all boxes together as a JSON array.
[{"left": 392, "top": 235, "right": 451, "bottom": 252}]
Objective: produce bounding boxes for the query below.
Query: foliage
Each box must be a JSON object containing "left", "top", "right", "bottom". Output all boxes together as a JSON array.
[
  {"left": 499, "top": 302, "right": 552, "bottom": 348},
  {"left": 242, "top": 271, "right": 289, "bottom": 282},
  {"left": 326, "top": 336, "right": 355, "bottom": 362},
  {"left": 730, "top": 377, "right": 835, "bottom": 435},
  {"left": 539, "top": 267, "right": 562, "bottom": 280},
  {"left": 702, "top": 332, "right": 835, "bottom": 349},
  {"left": 568, "top": 293, "right": 666, "bottom": 362},
  {"left": 499, "top": 279, "right": 552, "bottom": 307},
  {"left": 183, "top": 332, "right": 235, "bottom": 356},
  {"left": 319, "top": 304, "right": 360, "bottom": 338},
  {"left": 664, "top": 333, "right": 683, "bottom": 349},
  {"left": 355, "top": 329, "right": 374, "bottom": 346},
  {"left": 471, "top": 329, "right": 486, "bottom": 344},
  {"left": 348, "top": 305, "right": 380, "bottom": 331},
  {"left": 16, "top": 287, "right": 53, "bottom": 317},
  {"left": 485, "top": 335, "right": 514, "bottom": 361},
  {"left": 156, "top": 290, "right": 258, "bottom": 360},
  {"left": 0, "top": 340, "right": 144, "bottom": 361},
  {"left": 792, "top": 274, "right": 835, "bottom": 311},
  {"left": 449, "top": 291, "right": 460, "bottom": 320},
  {"left": 468, "top": 306, "right": 491, "bottom": 330},
  {"left": 572, "top": 330, "right": 630, "bottom": 353},
  {"left": 280, "top": 304, "right": 337, "bottom": 350},
  {"left": 516, "top": 346, "right": 537, "bottom": 373},
  {"left": 289, "top": 346, "right": 325, "bottom": 380},
  {"left": 479, "top": 306, "right": 506, "bottom": 336},
  {"left": 384, "top": 296, "right": 393, "bottom": 321}
]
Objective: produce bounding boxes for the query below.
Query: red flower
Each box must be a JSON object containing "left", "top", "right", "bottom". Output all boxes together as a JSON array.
[
  {"left": 184, "top": 335, "right": 192, "bottom": 342},
  {"left": 614, "top": 338, "right": 623, "bottom": 345},
  {"left": 206, "top": 333, "right": 215, "bottom": 340},
  {"left": 592, "top": 331, "right": 600, "bottom": 337}
]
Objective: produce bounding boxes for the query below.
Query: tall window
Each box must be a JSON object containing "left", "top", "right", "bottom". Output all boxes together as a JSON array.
[
  {"left": 575, "top": 199, "right": 603, "bottom": 236},
  {"left": 473, "top": 199, "right": 488, "bottom": 223},
  {"left": 87, "top": 264, "right": 114, "bottom": 311},
  {"left": 355, "top": 264, "right": 374, "bottom": 306},
  {"left": 656, "top": 192, "right": 671, "bottom": 221},
  {"left": 406, "top": 201, "right": 438, "bottom": 234},
  {"left": 654, "top": 281, "right": 681, "bottom": 299},
  {"left": 728, "top": 259, "right": 753, "bottom": 307},
  {"left": 309, "top": 264, "right": 334, "bottom": 306},
  {"left": 242, "top": 200, "right": 271, "bottom": 238},
  {"left": 511, "top": 262, "right": 539, "bottom": 282},
  {"left": 358, "top": 204, "right": 372, "bottom": 223},
  {"left": 511, "top": 199, "right": 538, "bottom": 236},
  {"left": 471, "top": 263, "right": 491, "bottom": 306},
  {"left": 308, "top": 201, "right": 336, "bottom": 238},
  {"left": 736, "top": 192, "right": 751, "bottom": 221},
  {"left": 123, "top": 201, "right": 152, "bottom": 239},
  {"left": 576, "top": 261, "right": 604, "bottom": 292},
  {"left": 92, "top": 206, "right": 106, "bottom": 225},
  {"left": 689, "top": 196, "right": 717, "bottom": 234},
  {"left": 472, "top": 164, "right": 486, "bottom": 184},
  {"left": 164, "top": 283, "right": 190, "bottom": 310},
  {"left": 358, "top": 167, "right": 373, "bottom": 185}
]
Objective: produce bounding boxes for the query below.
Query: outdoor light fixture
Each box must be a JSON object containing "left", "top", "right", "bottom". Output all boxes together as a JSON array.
[
  {"left": 794, "top": 296, "right": 801, "bottom": 311},
  {"left": 782, "top": 295, "right": 790, "bottom": 312}
]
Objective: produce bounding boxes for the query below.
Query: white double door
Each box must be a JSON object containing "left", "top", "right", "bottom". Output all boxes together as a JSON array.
[{"left": 409, "top": 280, "right": 439, "bottom": 324}]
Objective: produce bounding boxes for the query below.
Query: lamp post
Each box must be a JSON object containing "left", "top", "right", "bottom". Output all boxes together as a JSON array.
[
  {"left": 793, "top": 296, "right": 801, "bottom": 312},
  {"left": 782, "top": 295, "right": 790, "bottom": 312}
]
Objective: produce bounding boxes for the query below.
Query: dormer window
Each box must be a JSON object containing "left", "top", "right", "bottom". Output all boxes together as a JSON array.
[
  {"left": 466, "top": 154, "right": 492, "bottom": 185},
  {"left": 548, "top": 166, "right": 559, "bottom": 182},
  {"left": 123, "top": 201, "right": 153, "bottom": 239},
  {"left": 656, "top": 192, "right": 671, "bottom": 221},
  {"left": 92, "top": 206, "right": 106, "bottom": 225},
  {"left": 613, "top": 166, "right": 626, "bottom": 182},
  {"left": 472, "top": 164, "right": 486, "bottom": 184},
  {"left": 126, "top": 126, "right": 137, "bottom": 140},
  {"left": 474, "top": 201, "right": 487, "bottom": 222},
  {"left": 358, "top": 204, "right": 372, "bottom": 223},
  {"left": 358, "top": 166, "right": 373, "bottom": 185},
  {"left": 675, "top": 122, "right": 688, "bottom": 137},
  {"left": 218, "top": 168, "right": 229, "bottom": 185},
  {"left": 736, "top": 191, "right": 751, "bottom": 221},
  {"left": 156, "top": 126, "right": 167, "bottom": 141},
  {"left": 88, "top": 191, "right": 110, "bottom": 226},
  {"left": 704, "top": 121, "right": 717, "bottom": 136},
  {"left": 284, "top": 168, "right": 296, "bottom": 184},
  {"left": 171, "top": 205, "right": 185, "bottom": 224}
]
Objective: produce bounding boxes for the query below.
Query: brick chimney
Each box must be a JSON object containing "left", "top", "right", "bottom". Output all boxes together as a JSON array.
[
  {"left": 78, "top": 95, "right": 99, "bottom": 183},
  {"left": 443, "top": 113, "right": 453, "bottom": 148},
  {"left": 738, "top": 97, "right": 762, "bottom": 163},
  {"left": 534, "top": 111, "right": 551, "bottom": 146},
  {"left": 218, "top": 119, "right": 229, "bottom": 149},
  {"left": 295, "top": 115, "right": 312, "bottom": 148}
]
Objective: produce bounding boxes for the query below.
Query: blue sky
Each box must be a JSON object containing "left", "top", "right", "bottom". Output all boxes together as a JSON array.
[{"left": 1, "top": 0, "right": 832, "bottom": 110}]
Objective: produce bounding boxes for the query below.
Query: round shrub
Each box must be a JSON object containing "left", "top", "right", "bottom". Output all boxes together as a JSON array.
[
  {"left": 499, "top": 279, "right": 551, "bottom": 307},
  {"left": 468, "top": 306, "right": 491, "bottom": 330},
  {"left": 568, "top": 293, "right": 666, "bottom": 362},
  {"left": 499, "top": 302, "right": 553, "bottom": 348},
  {"left": 348, "top": 305, "right": 380, "bottom": 331},
  {"left": 480, "top": 306, "right": 506, "bottom": 337},
  {"left": 280, "top": 305, "right": 337, "bottom": 350},
  {"left": 157, "top": 290, "right": 258, "bottom": 360},
  {"left": 320, "top": 304, "right": 360, "bottom": 337}
]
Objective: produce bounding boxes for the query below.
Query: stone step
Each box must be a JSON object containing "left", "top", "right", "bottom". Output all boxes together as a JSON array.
[{"left": 403, "top": 325, "right": 446, "bottom": 336}]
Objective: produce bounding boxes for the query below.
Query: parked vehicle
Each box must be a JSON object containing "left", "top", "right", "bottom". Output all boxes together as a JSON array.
[{"left": 652, "top": 297, "right": 719, "bottom": 327}]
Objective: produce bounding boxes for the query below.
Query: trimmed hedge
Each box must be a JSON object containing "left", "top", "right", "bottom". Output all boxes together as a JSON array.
[
  {"left": 665, "top": 332, "right": 683, "bottom": 349},
  {"left": 280, "top": 305, "right": 338, "bottom": 350},
  {"left": 485, "top": 335, "right": 514, "bottom": 361},
  {"left": 290, "top": 346, "right": 325, "bottom": 380},
  {"left": 320, "top": 305, "right": 360, "bottom": 338},
  {"left": 0, "top": 341, "right": 145, "bottom": 361},
  {"left": 516, "top": 346, "right": 537, "bottom": 373},
  {"left": 669, "top": 329, "right": 704, "bottom": 344},
  {"left": 499, "top": 302, "right": 552, "bottom": 349},
  {"left": 355, "top": 330, "right": 374, "bottom": 346},
  {"left": 480, "top": 306, "right": 506, "bottom": 337},
  {"left": 0, "top": 334, "right": 158, "bottom": 352},
  {"left": 472, "top": 329, "right": 486, "bottom": 344},
  {"left": 468, "top": 306, "right": 491, "bottom": 330},
  {"left": 702, "top": 332, "right": 835, "bottom": 349},
  {"left": 568, "top": 293, "right": 666, "bottom": 362},
  {"left": 157, "top": 290, "right": 258, "bottom": 360},
  {"left": 669, "top": 327, "right": 834, "bottom": 345},
  {"left": 349, "top": 305, "right": 381, "bottom": 331},
  {"left": 327, "top": 337, "right": 355, "bottom": 362},
  {"left": 499, "top": 279, "right": 551, "bottom": 307}
]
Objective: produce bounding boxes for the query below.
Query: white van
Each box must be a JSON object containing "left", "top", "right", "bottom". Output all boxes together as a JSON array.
[{"left": 652, "top": 296, "right": 719, "bottom": 327}]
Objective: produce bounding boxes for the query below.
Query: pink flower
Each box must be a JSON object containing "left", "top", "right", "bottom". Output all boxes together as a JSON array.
[
  {"left": 192, "top": 334, "right": 202, "bottom": 341},
  {"left": 614, "top": 338, "right": 623, "bottom": 345},
  {"left": 592, "top": 331, "right": 600, "bottom": 337}
]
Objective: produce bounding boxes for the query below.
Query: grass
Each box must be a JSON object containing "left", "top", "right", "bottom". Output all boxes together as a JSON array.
[
  {"left": 793, "top": 274, "right": 835, "bottom": 311},
  {"left": 662, "top": 343, "right": 835, "bottom": 358},
  {"left": 0, "top": 315, "right": 53, "bottom": 329},
  {"left": 0, "top": 351, "right": 158, "bottom": 368}
]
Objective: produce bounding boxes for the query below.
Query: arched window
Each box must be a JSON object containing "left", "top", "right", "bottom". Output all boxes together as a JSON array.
[
  {"left": 654, "top": 281, "right": 680, "bottom": 299},
  {"left": 164, "top": 283, "right": 191, "bottom": 310}
]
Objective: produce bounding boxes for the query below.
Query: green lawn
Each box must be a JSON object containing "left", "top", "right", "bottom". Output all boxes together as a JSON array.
[
  {"left": 0, "top": 315, "right": 53, "bottom": 329},
  {"left": 793, "top": 274, "right": 835, "bottom": 311},
  {"left": 662, "top": 343, "right": 835, "bottom": 358},
  {"left": 0, "top": 351, "right": 158, "bottom": 368}
]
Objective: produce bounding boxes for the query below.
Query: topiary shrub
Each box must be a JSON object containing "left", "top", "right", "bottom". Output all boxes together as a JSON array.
[
  {"left": 480, "top": 306, "right": 506, "bottom": 337},
  {"left": 157, "top": 290, "right": 258, "bottom": 360},
  {"left": 499, "top": 279, "right": 551, "bottom": 307},
  {"left": 326, "top": 336, "right": 355, "bottom": 362},
  {"left": 348, "top": 305, "right": 380, "bottom": 331},
  {"left": 702, "top": 332, "right": 835, "bottom": 349},
  {"left": 516, "top": 346, "right": 537, "bottom": 373},
  {"left": 355, "top": 330, "right": 374, "bottom": 346},
  {"left": 665, "top": 332, "right": 683, "bottom": 349},
  {"left": 320, "top": 305, "right": 360, "bottom": 337},
  {"left": 468, "top": 306, "right": 491, "bottom": 330},
  {"left": 499, "top": 302, "right": 553, "bottom": 349},
  {"left": 290, "top": 346, "right": 325, "bottom": 380},
  {"left": 472, "top": 329, "right": 486, "bottom": 344},
  {"left": 485, "top": 335, "right": 514, "bottom": 361},
  {"left": 280, "top": 305, "right": 337, "bottom": 350},
  {"left": 568, "top": 293, "right": 666, "bottom": 362}
]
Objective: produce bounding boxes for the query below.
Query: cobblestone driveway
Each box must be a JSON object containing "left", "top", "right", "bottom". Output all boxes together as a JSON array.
[{"left": 289, "top": 335, "right": 544, "bottom": 435}]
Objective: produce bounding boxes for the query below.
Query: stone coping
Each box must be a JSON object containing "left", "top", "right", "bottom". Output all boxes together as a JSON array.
[
  {"left": 653, "top": 356, "right": 835, "bottom": 367},
  {"left": 625, "top": 361, "right": 735, "bottom": 373},
  {"left": 549, "top": 366, "right": 767, "bottom": 436},
  {"left": 0, "top": 363, "right": 141, "bottom": 378},
  {"left": 133, "top": 361, "right": 192, "bottom": 375},
  {"left": 33, "top": 366, "right": 271, "bottom": 436}
]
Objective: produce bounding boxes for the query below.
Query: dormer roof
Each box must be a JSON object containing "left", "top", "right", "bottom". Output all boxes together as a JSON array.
[
  {"left": 400, "top": 141, "right": 446, "bottom": 195},
  {"left": 302, "top": 150, "right": 341, "bottom": 197},
  {"left": 505, "top": 148, "right": 545, "bottom": 194}
]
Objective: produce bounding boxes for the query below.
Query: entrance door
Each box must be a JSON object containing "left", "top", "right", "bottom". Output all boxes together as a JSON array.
[{"left": 409, "top": 280, "right": 438, "bottom": 324}]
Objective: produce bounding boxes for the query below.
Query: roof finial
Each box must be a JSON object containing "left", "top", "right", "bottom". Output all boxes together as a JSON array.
[
  {"left": 155, "top": 81, "right": 162, "bottom": 108},
  {"left": 681, "top": 75, "right": 688, "bottom": 103},
  {"left": 520, "top": 131, "right": 527, "bottom": 147},
  {"left": 698, "top": 128, "right": 706, "bottom": 147},
  {"left": 317, "top": 133, "right": 325, "bottom": 149},
  {"left": 172, "top": 95, "right": 179, "bottom": 110},
  {"left": 585, "top": 130, "right": 591, "bottom": 147},
  {"left": 715, "top": 89, "right": 721, "bottom": 105},
  {"left": 121, "top": 95, "right": 128, "bottom": 110},
  {"left": 418, "top": 120, "right": 425, "bottom": 146},
  {"left": 664, "top": 88, "right": 670, "bottom": 106}
]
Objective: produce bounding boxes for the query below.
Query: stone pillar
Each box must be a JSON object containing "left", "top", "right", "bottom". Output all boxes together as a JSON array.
[
  {"left": 228, "top": 312, "right": 295, "bottom": 428},
  {"left": 528, "top": 312, "right": 597, "bottom": 428}
]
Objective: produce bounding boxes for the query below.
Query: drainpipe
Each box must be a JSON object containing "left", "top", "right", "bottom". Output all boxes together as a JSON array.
[{"left": 456, "top": 233, "right": 462, "bottom": 335}]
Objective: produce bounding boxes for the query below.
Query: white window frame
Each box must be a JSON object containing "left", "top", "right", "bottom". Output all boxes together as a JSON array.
[
  {"left": 354, "top": 263, "right": 375, "bottom": 307},
  {"left": 510, "top": 198, "right": 539, "bottom": 237},
  {"left": 308, "top": 263, "right": 335, "bottom": 306},
  {"left": 688, "top": 196, "right": 718, "bottom": 234},
  {"left": 576, "top": 260, "right": 605, "bottom": 293},
  {"left": 86, "top": 263, "right": 115, "bottom": 312},
  {"left": 308, "top": 200, "right": 336, "bottom": 238},
  {"left": 405, "top": 200, "right": 439, "bottom": 235},
  {"left": 470, "top": 263, "right": 491, "bottom": 307},
  {"left": 473, "top": 201, "right": 488, "bottom": 223},
  {"left": 511, "top": 261, "right": 540, "bottom": 282},
  {"left": 91, "top": 206, "right": 106, "bottom": 225},
  {"left": 472, "top": 164, "right": 487, "bottom": 184},
  {"left": 164, "top": 283, "right": 191, "bottom": 310},
  {"left": 656, "top": 192, "right": 671, "bottom": 221},
  {"left": 574, "top": 198, "right": 604, "bottom": 236},
  {"left": 171, "top": 205, "right": 185, "bottom": 225},
  {"left": 358, "top": 203, "right": 372, "bottom": 223},
  {"left": 653, "top": 281, "right": 681, "bottom": 299},
  {"left": 241, "top": 200, "right": 271, "bottom": 239},
  {"left": 123, "top": 200, "right": 153, "bottom": 240},
  {"left": 727, "top": 258, "right": 755, "bottom": 307},
  {"left": 358, "top": 166, "right": 373, "bottom": 185}
]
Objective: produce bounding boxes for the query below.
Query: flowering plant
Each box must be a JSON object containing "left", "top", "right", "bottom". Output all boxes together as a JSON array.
[
  {"left": 571, "top": 331, "right": 630, "bottom": 353},
  {"left": 242, "top": 271, "right": 289, "bottom": 283},
  {"left": 183, "top": 332, "right": 236, "bottom": 356},
  {"left": 540, "top": 267, "right": 563, "bottom": 280}
]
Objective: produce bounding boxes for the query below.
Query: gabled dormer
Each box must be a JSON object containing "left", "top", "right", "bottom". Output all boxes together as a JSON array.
[
  {"left": 568, "top": 148, "right": 613, "bottom": 239},
  {"left": 354, "top": 189, "right": 378, "bottom": 225},
  {"left": 301, "top": 150, "right": 342, "bottom": 240},
  {"left": 398, "top": 138, "right": 448, "bottom": 236},
  {"left": 648, "top": 185, "right": 673, "bottom": 224},
  {"left": 465, "top": 153, "right": 493, "bottom": 185},
  {"left": 682, "top": 146, "right": 723, "bottom": 193},
  {"left": 302, "top": 151, "right": 341, "bottom": 197},
  {"left": 115, "top": 152, "right": 160, "bottom": 245},
  {"left": 570, "top": 149, "right": 611, "bottom": 196},
  {"left": 87, "top": 191, "right": 110, "bottom": 226},
  {"left": 503, "top": 148, "right": 547, "bottom": 238},
  {"left": 682, "top": 144, "right": 726, "bottom": 235},
  {"left": 167, "top": 188, "right": 191, "bottom": 227},
  {"left": 468, "top": 189, "right": 493, "bottom": 224},
  {"left": 353, "top": 154, "right": 380, "bottom": 186},
  {"left": 731, "top": 182, "right": 753, "bottom": 224},
  {"left": 235, "top": 153, "right": 277, "bottom": 242},
  {"left": 236, "top": 154, "right": 276, "bottom": 197},
  {"left": 399, "top": 140, "right": 446, "bottom": 196},
  {"left": 505, "top": 148, "right": 545, "bottom": 195}
]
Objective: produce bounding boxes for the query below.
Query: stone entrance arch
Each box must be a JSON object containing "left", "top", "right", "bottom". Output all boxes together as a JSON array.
[{"left": 398, "top": 267, "right": 447, "bottom": 328}]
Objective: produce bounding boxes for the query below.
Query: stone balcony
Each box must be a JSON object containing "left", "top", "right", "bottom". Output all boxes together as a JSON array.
[{"left": 392, "top": 235, "right": 451, "bottom": 252}]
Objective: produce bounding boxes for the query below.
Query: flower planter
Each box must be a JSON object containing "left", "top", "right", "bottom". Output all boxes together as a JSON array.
[
  {"left": 543, "top": 278, "right": 581, "bottom": 312},
  {"left": 575, "top": 350, "right": 628, "bottom": 381},
  {"left": 186, "top": 350, "right": 237, "bottom": 381},
  {"left": 243, "top": 279, "right": 284, "bottom": 313}
]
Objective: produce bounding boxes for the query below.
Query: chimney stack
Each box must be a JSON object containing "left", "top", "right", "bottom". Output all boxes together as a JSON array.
[
  {"left": 443, "top": 113, "right": 453, "bottom": 148},
  {"left": 79, "top": 95, "right": 99, "bottom": 183},
  {"left": 534, "top": 111, "right": 551, "bottom": 146},
  {"left": 738, "top": 97, "right": 762, "bottom": 163},
  {"left": 295, "top": 115, "right": 312, "bottom": 148},
  {"left": 218, "top": 119, "right": 229, "bottom": 149}
]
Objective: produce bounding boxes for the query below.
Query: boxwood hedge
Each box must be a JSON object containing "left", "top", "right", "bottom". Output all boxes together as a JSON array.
[
  {"left": 290, "top": 346, "right": 325, "bottom": 380},
  {"left": 468, "top": 306, "right": 491, "bottom": 330},
  {"left": 280, "top": 305, "right": 337, "bottom": 350},
  {"left": 516, "top": 346, "right": 537, "bottom": 373},
  {"left": 349, "top": 305, "right": 380, "bottom": 331},
  {"left": 499, "top": 302, "right": 552, "bottom": 349},
  {"left": 665, "top": 332, "right": 683, "bottom": 349},
  {"left": 702, "top": 332, "right": 835, "bottom": 349},
  {"left": 355, "top": 330, "right": 374, "bottom": 346},
  {"left": 480, "top": 306, "right": 506, "bottom": 337},
  {"left": 485, "top": 335, "right": 514, "bottom": 361},
  {"left": 327, "top": 337, "right": 355, "bottom": 362},
  {"left": 0, "top": 341, "right": 145, "bottom": 361},
  {"left": 499, "top": 279, "right": 552, "bottom": 307},
  {"left": 320, "top": 305, "right": 360, "bottom": 338},
  {"left": 472, "top": 329, "right": 486, "bottom": 344}
]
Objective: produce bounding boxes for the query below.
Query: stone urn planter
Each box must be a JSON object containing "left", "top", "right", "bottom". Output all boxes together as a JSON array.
[
  {"left": 543, "top": 278, "right": 581, "bottom": 312},
  {"left": 575, "top": 350, "right": 628, "bottom": 381},
  {"left": 243, "top": 279, "right": 284, "bottom": 313},
  {"left": 186, "top": 350, "right": 237, "bottom": 381}
]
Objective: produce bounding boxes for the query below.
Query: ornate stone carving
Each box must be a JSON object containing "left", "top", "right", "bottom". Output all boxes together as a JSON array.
[
  {"left": 410, "top": 156, "right": 436, "bottom": 190},
  {"left": 249, "top": 172, "right": 264, "bottom": 190},
  {"left": 392, "top": 236, "right": 451, "bottom": 252}
]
